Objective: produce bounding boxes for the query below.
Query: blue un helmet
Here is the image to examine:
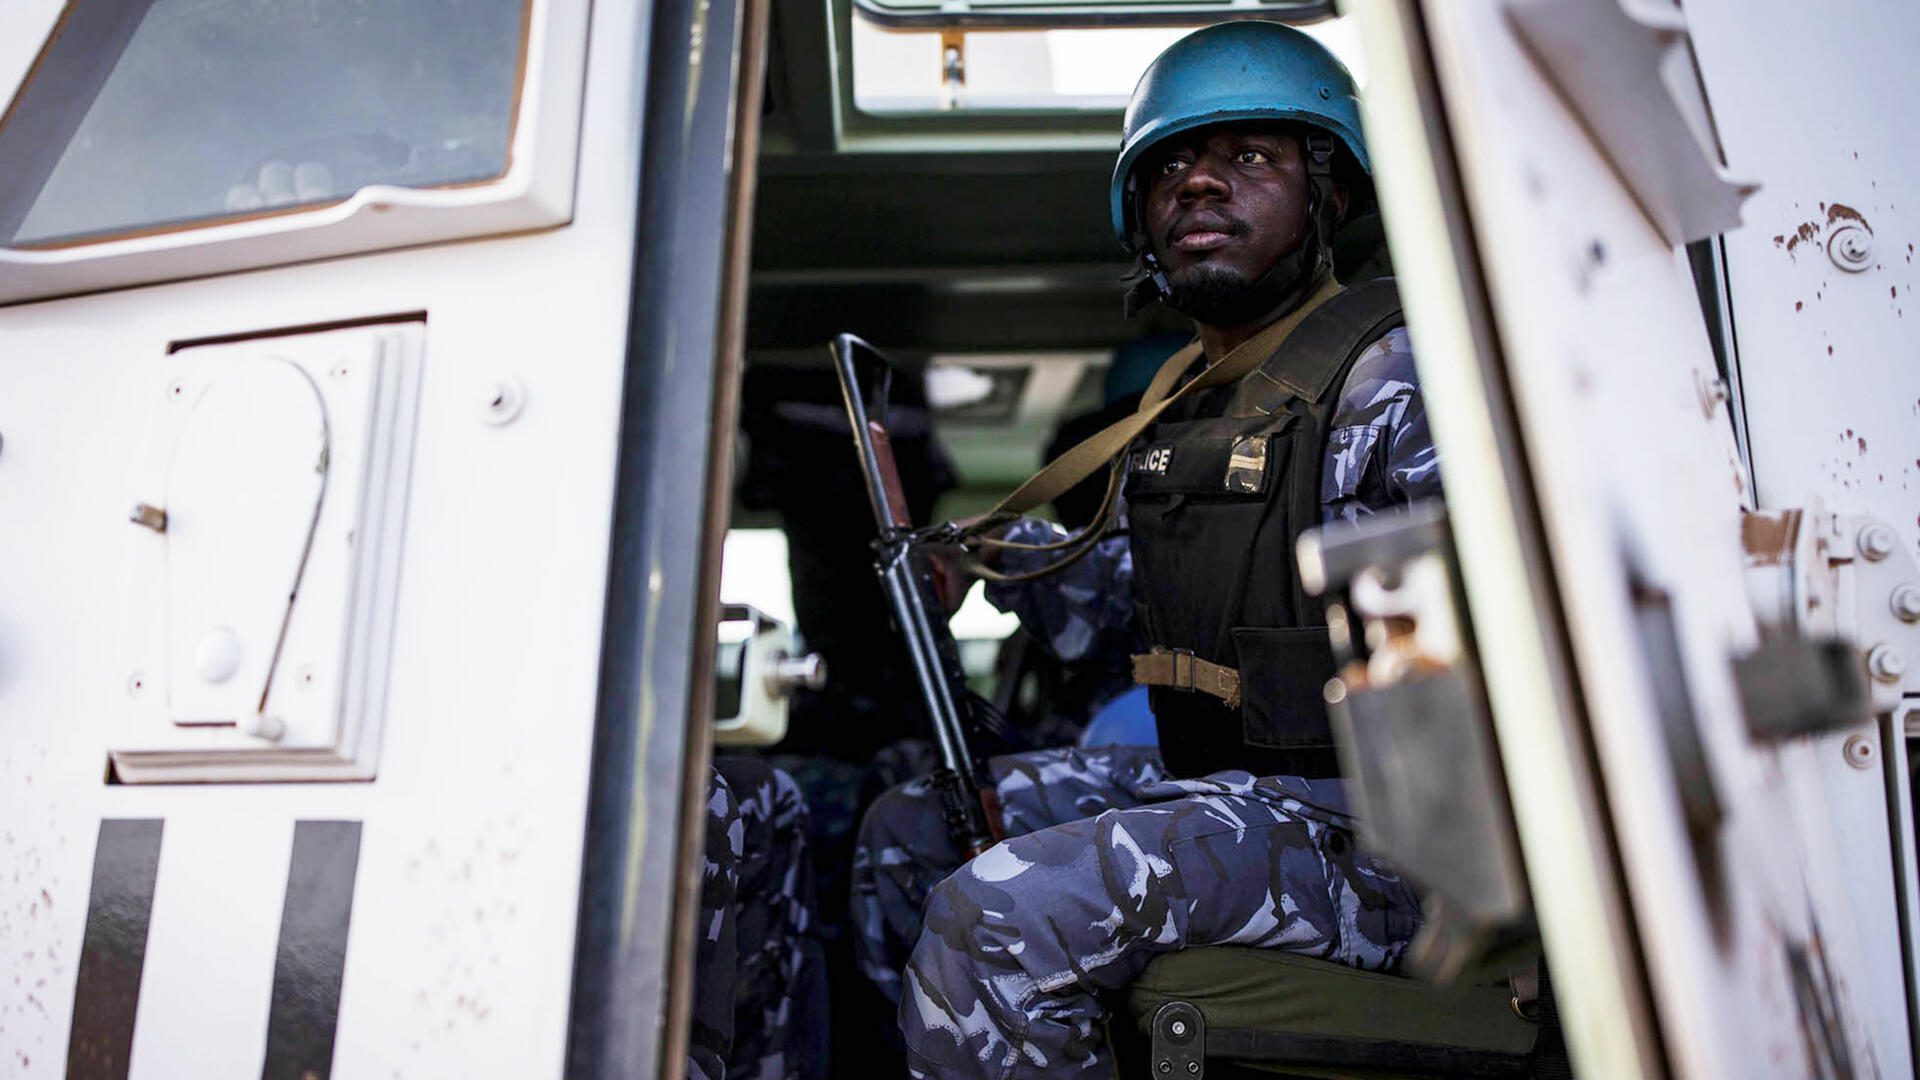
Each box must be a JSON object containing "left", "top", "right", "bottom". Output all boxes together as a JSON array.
[{"left": 1113, "top": 22, "right": 1369, "bottom": 314}]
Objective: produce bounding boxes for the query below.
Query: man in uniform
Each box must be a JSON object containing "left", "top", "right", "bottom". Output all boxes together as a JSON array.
[{"left": 850, "top": 22, "right": 1443, "bottom": 1079}]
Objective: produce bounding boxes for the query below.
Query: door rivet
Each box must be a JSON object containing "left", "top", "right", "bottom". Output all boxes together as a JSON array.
[
  {"left": 126, "top": 671, "right": 148, "bottom": 697},
  {"left": 1828, "top": 224, "right": 1873, "bottom": 272},
  {"left": 480, "top": 375, "right": 527, "bottom": 426},
  {"left": 1844, "top": 734, "right": 1877, "bottom": 769}
]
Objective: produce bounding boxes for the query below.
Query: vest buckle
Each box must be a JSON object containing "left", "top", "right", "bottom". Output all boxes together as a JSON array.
[{"left": 1171, "top": 648, "right": 1197, "bottom": 692}]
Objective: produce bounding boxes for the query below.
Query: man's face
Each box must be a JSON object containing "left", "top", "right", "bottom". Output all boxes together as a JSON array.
[{"left": 1139, "top": 124, "right": 1311, "bottom": 312}]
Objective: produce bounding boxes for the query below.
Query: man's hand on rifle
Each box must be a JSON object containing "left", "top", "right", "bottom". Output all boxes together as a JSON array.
[{"left": 924, "top": 515, "right": 1007, "bottom": 616}]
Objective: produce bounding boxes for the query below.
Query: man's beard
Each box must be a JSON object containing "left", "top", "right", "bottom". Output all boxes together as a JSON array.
[{"left": 1163, "top": 263, "right": 1279, "bottom": 326}]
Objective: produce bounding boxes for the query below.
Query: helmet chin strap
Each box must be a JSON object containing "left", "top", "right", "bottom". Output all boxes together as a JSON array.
[{"left": 1125, "top": 131, "right": 1340, "bottom": 326}]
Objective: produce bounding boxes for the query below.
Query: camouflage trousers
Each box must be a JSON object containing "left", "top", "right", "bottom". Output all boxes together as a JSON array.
[
  {"left": 692, "top": 757, "right": 825, "bottom": 1080},
  {"left": 852, "top": 745, "right": 1421, "bottom": 1079}
]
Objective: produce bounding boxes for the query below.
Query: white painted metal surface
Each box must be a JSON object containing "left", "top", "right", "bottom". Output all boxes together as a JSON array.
[
  {"left": 1380, "top": 0, "right": 1911, "bottom": 1074},
  {"left": 1690, "top": 0, "right": 1920, "bottom": 1071},
  {"left": 1347, "top": 1, "right": 1661, "bottom": 1074},
  {"left": 0, "top": 1, "right": 658, "bottom": 1075}
]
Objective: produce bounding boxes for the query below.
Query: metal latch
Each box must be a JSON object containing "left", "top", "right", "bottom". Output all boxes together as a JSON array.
[
  {"left": 1741, "top": 505, "right": 1920, "bottom": 733},
  {"left": 1298, "top": 505, "right": 1531, "bottom": 981}
]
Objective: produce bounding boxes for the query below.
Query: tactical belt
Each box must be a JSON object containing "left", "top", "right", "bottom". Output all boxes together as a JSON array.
[{"left": 1132, "top": 647, "right": 1242, "bottom": 710}]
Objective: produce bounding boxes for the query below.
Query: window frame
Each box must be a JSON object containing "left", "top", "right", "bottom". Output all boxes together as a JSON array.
[
  {"left": 852, "top": 0, "right": 1330, "bottom": 30},
  {"left": 827, "top": 0, "right": 1337, "bottom": 147},
  {"left": 0, "top": 0, "right": 588, "bottom": 306}
]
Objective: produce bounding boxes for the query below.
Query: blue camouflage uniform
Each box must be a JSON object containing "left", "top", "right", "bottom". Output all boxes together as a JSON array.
[
  {"left": 852, "top": 325, "right": 1441, "bottom": 1078},
  {"left": 692, "top": 757, "right": 826, "bottom": 1080}
]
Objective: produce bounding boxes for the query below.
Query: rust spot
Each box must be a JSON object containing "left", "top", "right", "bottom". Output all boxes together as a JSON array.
[
  {"left": 1827, "top": 345, "right": 1834, "bottom": 355},
  {"left": 1773, "top": 234, "right": 1786, "bottom": 246},
  {"left": 1828, "top": 203, "right": 1870, "bottom": 232},
  {"left": 1847, "top": 428, "right": 1854, "bottom": 437},
  {"left": 1796, "top": 301, "right": 1804, "bottom": 312},
  {"left": 38, "top": 889, "right": 50, "bottom": 908},
  {"left": 1859, "top": 437, "right": 1869, "bottom": 453},
  {"left": 1743, "top": 510, "right": 1801, "bottom": 564}
]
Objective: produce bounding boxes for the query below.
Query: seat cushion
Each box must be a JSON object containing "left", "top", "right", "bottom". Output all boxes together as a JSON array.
[{"left": 1125, "top": 947, "right": 1538, "bottom": 1075}]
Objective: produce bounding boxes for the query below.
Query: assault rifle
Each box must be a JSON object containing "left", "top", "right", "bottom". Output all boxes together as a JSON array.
[{"left": 830, "top": 333, "right": 1009, "bottom": 858}]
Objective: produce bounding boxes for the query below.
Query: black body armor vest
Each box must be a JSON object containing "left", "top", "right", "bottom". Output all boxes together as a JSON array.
[{"left": 1124, "top": 279, "right": 1404, "bottom": 780}]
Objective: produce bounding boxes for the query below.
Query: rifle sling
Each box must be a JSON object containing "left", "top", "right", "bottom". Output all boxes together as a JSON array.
[{"left": 962, "top": 279, "right": 1344, "bottom": 563}]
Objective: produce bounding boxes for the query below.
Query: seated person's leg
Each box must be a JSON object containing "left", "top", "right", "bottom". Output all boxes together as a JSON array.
[
  {"left": 900, "top": 774, "right": 1423, "bottom": 1080},
  {"left": 712, "top": 756, "right": 826, "bottom": 1080},
  {"left": 851, "top": 744, "right": 1168, "bottom": 1004},
  {"left": 690, "top": 768, "right": 742, "bottom": 1080}
]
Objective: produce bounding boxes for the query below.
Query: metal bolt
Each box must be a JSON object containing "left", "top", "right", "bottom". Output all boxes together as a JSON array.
[
  {"left": 126, "top": 671, "right": 148, "bottom": 697},
  {"left": 330, "top": 362, "right": 351, "bottom": 380},
  {"left": 767, "top": 653, "right": 828, "bottom": 695},
  {"left": 1170, "top": 1020, "right": 1187, "bottom": 1038},
  {"left": 480, "top": 375, "right": 526, "bottom": 426},
  {"left": 1844, "top": 734, "right": 1877, "bottom": 770},
  {"left": 129, "top": 503, "right": 168, "bottom": 533},
  {"left": 1828, "top": 224, "right": 1873, "bottom": 273},
  {"left": 1868, "top": 644, "right": 1907, "bottom": 683},
  {"left": 1157, "top": 1062, "right": 1171, "bottom": 1075},
  {"left": 1892, "top": 586, "right": 1920, "bottom": 623},
  {"left": 1859, "top": 523, "right": 1898, "bottom": 562},
  {"left": 1187, "top": 1064, "right": 1200, "bottom": 1076}
]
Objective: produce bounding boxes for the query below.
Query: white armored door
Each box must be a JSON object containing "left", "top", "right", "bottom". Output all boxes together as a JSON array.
[{"left": 1347, "top": 0, "right": 1916, "bottom": 1076}]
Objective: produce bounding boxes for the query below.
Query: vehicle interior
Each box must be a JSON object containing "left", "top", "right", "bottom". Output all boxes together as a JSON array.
[{"left": 717, "top": 0, "right": 1568, "bottom": 1074}]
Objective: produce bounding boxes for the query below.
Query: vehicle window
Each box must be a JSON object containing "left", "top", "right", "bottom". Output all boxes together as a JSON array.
[
  {"left": 721, "top": 526, "right": 1017, "bottom": 686},
  {"left": 851, "top": 15, "right": 1363, "bottom": 113},
  {"left": 0, "top": 0, "right": 529, "bottom": 248}
]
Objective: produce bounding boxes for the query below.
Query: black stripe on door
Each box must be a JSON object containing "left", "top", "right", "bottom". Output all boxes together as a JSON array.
[
  {"left": 67, "top": 818, "right": 165, "bottom": 1080},
  {"left": 261, "top": 820, "right": 363, "bottom": 1080}
]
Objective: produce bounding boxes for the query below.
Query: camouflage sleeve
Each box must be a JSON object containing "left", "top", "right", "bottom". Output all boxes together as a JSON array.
[
  {"left": 981, "top": 515, "right": 1135, "bottom": 664},
  {"left": 1321, "top": 326, "right": 1442, "bottom": 524}
]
